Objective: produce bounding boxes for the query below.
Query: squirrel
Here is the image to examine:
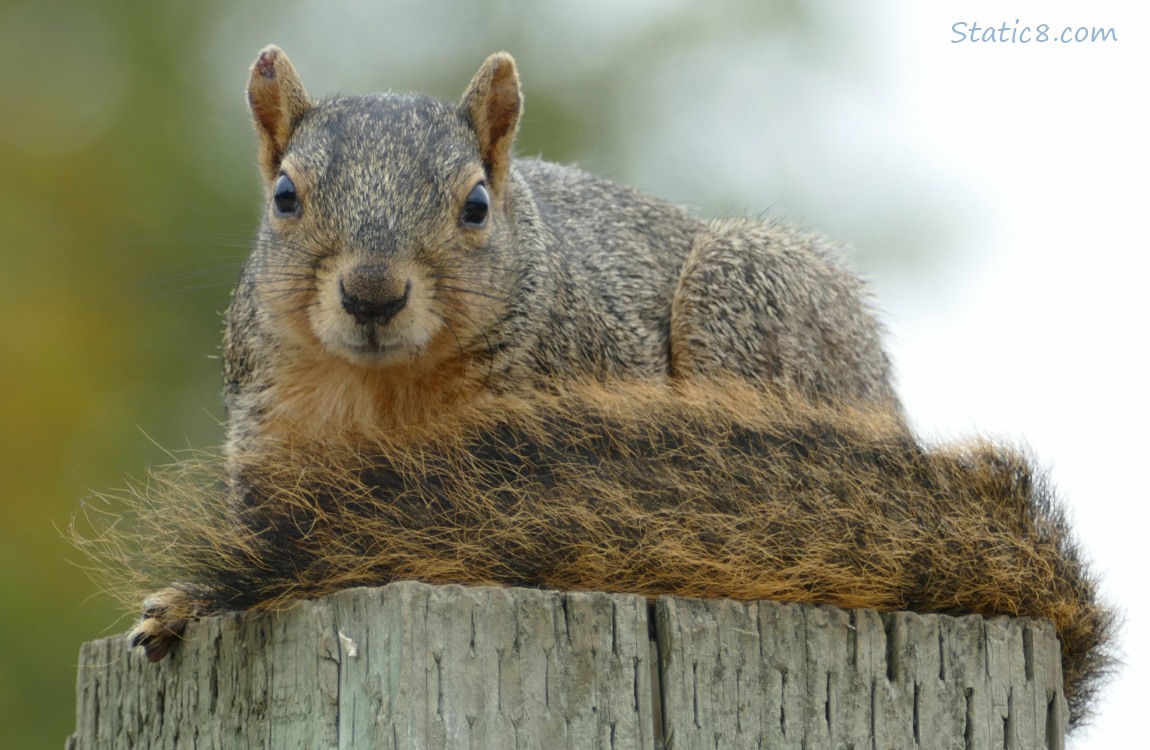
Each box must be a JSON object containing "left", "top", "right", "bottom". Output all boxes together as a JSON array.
[
  {"left": 101, "top": 46, "right": 1114, "bottom": 727},
  {"left": 222, "top": 45, "right": 901, "bottom": 460}
]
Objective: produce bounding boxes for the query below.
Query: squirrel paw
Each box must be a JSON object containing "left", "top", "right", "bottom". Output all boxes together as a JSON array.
[{"left": 127, "top": 587, "right": 204, "bottom": 662}]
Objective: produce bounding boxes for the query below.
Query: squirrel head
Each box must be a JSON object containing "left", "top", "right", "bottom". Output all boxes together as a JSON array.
[{"left": 243, "top": 45, "right": 524, "bottom": 373}]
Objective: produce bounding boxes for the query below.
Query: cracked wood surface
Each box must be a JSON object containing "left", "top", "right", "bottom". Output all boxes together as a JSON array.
[
  {"left": 69, "top": 581, "right": 1066, "bottom": 749},
  {"left": 655, "top": 598, "right": 1066, "bottom": 750}
]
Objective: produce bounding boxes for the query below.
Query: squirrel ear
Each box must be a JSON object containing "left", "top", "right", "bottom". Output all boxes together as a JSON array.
[
  {"left": 460, "top": 52, "right": 521, "bottom": 193},
  {"left": 247, "top": 45, "right": 311, "bottom": 180}
]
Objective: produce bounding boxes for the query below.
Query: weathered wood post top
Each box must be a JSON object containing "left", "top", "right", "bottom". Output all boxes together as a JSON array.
[{"left": 69, "top": 581, "right": 1066, "bottom": 749}]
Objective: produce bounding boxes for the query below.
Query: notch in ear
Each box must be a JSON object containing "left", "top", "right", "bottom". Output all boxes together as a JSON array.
[
  {"left": 459, "top": 52, "right": 522, "bottom": 195},
  {"left": 247, "top": 45, "right": 311, "bottom": 181}
]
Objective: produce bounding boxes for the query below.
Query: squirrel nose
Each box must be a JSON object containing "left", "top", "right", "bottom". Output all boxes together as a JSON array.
[{"left": 339, "top": 265, "right": 411, "bottom": 326}]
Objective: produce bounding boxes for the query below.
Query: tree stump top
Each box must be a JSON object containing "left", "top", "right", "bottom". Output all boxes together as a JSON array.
[{"left": 69, "top": 581, "right": 1066, "bottom": 749}]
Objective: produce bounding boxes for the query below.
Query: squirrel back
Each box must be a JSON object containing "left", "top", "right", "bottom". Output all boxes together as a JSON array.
[{"left": 226, "top": 46, "right": 900, "bottom": 454}]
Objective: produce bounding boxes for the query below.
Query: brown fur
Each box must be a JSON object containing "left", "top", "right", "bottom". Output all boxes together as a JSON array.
[
  {"left": 460, "top": 51, "right": 521, "bottom": 193},
  {"left": 75, "top": 381, "right": 1115, "bottom": 727},
  {"left": 247, "top": 46, "right": 312, "bottom": 182},
  {"left": 258, "top": 344, "right": 483, "bottom": 441}
]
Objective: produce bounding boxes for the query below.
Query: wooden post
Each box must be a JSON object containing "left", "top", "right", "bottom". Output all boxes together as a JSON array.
[{"left": 68, "top": 581, "right": 1066, "bottom": 749}]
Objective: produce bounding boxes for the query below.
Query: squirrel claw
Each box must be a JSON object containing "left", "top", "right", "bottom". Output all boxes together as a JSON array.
[
  {"left": 126, "top": 587, "right": 202, "bottom": 662},
  {"left": 127, "top": 615, "right": 187, "bottom": 662}
]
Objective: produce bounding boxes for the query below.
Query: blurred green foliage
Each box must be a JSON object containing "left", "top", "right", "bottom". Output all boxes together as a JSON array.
[
  {"left": 0, "top": 3, "right": 241, "bottom": 746},
  {"left": 0, "top": 2, "right": 948, "bottom": 746}
]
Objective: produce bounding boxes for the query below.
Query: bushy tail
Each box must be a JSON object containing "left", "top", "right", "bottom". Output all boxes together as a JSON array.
[{"left": 73, "top": 380, "right": 1116, "bottom": 726}]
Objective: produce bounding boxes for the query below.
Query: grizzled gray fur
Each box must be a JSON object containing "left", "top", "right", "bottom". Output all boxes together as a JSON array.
[{"left": 224, "top": 45, "right": 901, "bottom": 455}]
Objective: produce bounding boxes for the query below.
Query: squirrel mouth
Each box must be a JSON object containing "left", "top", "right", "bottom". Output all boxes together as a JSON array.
[
  {"left": 329, "top": 324, "right": 422, "bottom": 367},
  {"left": 345, "top": 329, "right": 406, "bottom": 357}
]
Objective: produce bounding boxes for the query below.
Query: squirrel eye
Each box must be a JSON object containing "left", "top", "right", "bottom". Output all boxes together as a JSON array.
[
  {"left": 461, "top": 182, "right": 489, "bottom": 228},
  {"left": 273, "top": 173, "right": 300, "bottom": 217}
]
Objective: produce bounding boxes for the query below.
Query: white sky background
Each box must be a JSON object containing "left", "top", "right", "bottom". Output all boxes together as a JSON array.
[{"left": 885, "top": 3, "right": 1147, "bottom": 747}]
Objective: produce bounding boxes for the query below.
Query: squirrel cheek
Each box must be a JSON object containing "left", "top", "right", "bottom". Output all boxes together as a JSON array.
[
  {"left": 377, "top": 276, "right": 441, "bottom": 353},
  {"left": 306, "top": 273, "right": 350, "bottom": 345}
]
